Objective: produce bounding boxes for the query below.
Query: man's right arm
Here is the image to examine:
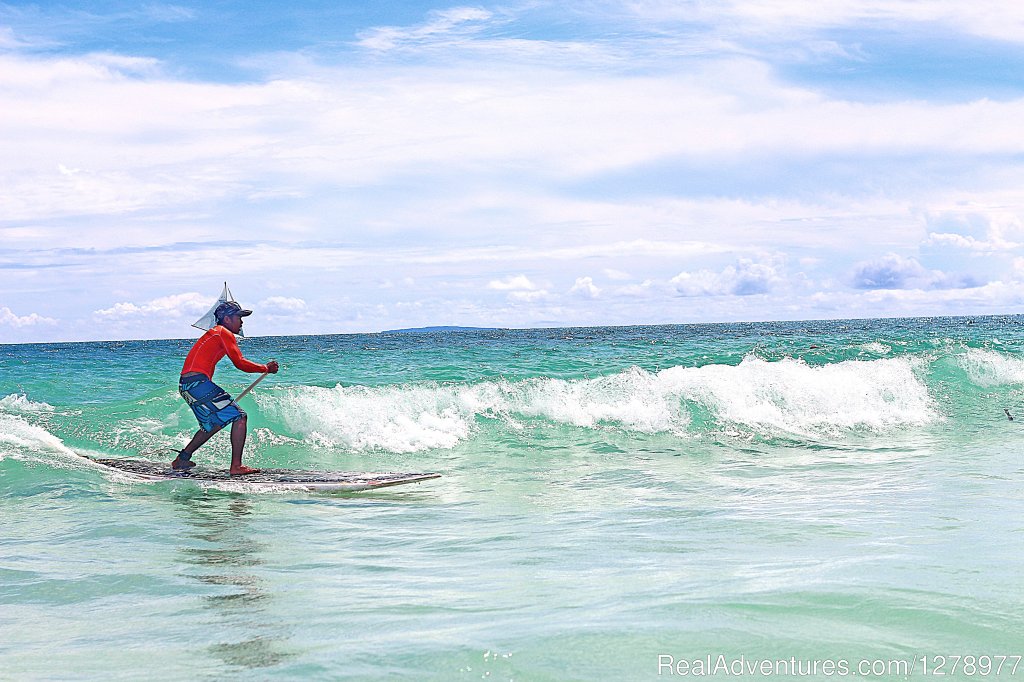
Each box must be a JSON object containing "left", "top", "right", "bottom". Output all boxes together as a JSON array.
[{"left": 221, "top": 330, "right": 269, "bottom": 374}]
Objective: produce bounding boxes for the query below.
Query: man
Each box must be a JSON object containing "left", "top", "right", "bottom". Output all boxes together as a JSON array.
[{"left": 172, "top": 300, "right": 279, "bottom": 475}]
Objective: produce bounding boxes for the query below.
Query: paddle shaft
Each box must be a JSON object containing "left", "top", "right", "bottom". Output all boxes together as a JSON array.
[{"left": 235, "top": 371, "right": 269, "bottom": 402}]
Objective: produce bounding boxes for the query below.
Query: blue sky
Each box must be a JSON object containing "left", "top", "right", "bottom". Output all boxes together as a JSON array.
[{"left": 3, "top": 1, "right": 1024, "bottom": 342}]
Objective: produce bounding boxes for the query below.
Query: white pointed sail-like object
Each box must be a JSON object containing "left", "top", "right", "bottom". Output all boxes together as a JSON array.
[{"left": 192, "top": 282, "right": 244, "bottom": 337}]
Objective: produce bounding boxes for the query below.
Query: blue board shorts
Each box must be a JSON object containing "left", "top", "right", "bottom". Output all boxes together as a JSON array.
[{"left": 179, "top": 374, "right": 245, "bottom": 433}]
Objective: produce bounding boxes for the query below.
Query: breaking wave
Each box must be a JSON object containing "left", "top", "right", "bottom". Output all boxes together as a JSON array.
[
  {"left": 0, "top": 393, "right": 55, "bottom": 414},
  {"left": 261, "top": 355, "right": 940, "bottom": 453},
  {"left": 958, "top": 348, "right": 1024, "bottom": 387},
  {"left": 0, "top": 394, "right": 81, "bottom": 465}
]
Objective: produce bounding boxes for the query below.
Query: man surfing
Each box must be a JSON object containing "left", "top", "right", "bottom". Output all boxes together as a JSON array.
[{"left": 172, "top": 300, "right": 279, "bottom": 475}]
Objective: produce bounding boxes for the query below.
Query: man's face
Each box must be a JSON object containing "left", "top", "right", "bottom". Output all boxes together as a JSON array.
[{"left": 221, "top": 314, "right": 243, "bottom": 333}]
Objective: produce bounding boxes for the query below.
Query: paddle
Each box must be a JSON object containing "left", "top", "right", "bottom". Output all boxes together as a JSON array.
[{"left": 234, "top": 368, "right": 271, "bottom": 402}]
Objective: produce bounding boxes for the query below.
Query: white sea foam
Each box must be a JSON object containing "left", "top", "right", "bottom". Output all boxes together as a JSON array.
[
  {"left": 658, "top": 355, "right": 936, "bottom": 438},
  {"left": 0, "top": 393, "right": 55, "bottom": 414},
  {"left": 959, "top": 348, "right": 1024, "bottom": 387},
  {"left": 261, "top": 355, "right": 938, "bottom": 452},
  {"left": 466, "top": 366, "right": 687, "bottom": 433},
  {"left": 0, "top": 413, "right": 75, "bottom": 461},
  {"left": 0, "top": 395, "right": 86, "bottom": 466},
  {"left": 262, "top": 383, "right": 474, "bottom": 453}
]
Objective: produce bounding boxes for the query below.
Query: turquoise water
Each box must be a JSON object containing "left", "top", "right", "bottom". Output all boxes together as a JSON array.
[{"left": 3, "top": 317, "right": 1024, "bottom": 680}]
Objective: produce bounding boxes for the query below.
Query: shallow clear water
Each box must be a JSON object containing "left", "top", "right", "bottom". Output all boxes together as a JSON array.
[{"left": 3, "top": 317, "right": 1024, "bottom": 680}]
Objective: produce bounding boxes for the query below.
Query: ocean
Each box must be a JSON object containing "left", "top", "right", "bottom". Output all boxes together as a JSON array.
[{"left": 3, "top": 317, "right": 1024, "bottom": 680}]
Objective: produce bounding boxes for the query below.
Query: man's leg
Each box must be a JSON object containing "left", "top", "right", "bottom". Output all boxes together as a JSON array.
[
  {"left": 229, "top": 415, "right": 259, "bottom": 474},
  {"left": 184, "top": 425, "right": 222, "bottom": 455},
  {"left": 172, "top": 425, "right": 222, "bottom": 469}
]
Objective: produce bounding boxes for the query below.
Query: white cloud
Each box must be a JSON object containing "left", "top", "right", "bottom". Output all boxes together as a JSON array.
[
  {"left": 0, "top": 26, "right": 33, "bottom": 50},
  {"left": 356, "top": 7, "right": 497, "bottom": 51},
  {"left": 569, "top": 276, "right": 601, "bottom": 299},
  {"left": 83, "top": 52, "right": 163, "bottom": 76},
  {"left": 807, "top": 278, "right": 1024, "bottom": 319},
  {"left": 926, "top": 233, "right": 1003, "bottom": 252},
  {"left": 487, "top": 274, "right": 537, "bottom": 291},
  {"left": 258, "top": 296, "right": 308, "bottom": 314},
  {"left": 93, "top": 292, "right": 209, "bottom": 319},
  {"left": 924, "top": 206, "right": 1024, "bottom": 253},
  {"left": 141, "top": 4, "right": 196, "bottom": 23},
  {"left": 5, "top": 45, "right": 1024, "bottom": 232},
  {"left": 851, "top": 253, "right": 926, "bottom": 290},
  {"left": 0, "top": 306, "right": 57, "bottom": 327},
  {"left": 849, "top": 253, "right": 978, "bottom": 290},
  {"left": 508, "top": 289, "right": 550, "bottom": 303},
  {"left": 487, "top": 274, "right": 549, "bottom": 302},
  {"left": 614, "top": 280, "right": 659, "bottom": 298},
  {"left": 603, "top": 268, "right": 632, "bottom": 281},
  {"left": 672, "top": 258, "right": 783, "bottom": 297},
  {"left": 622, "top": 0, "right": 1024, "bottom": 43}
]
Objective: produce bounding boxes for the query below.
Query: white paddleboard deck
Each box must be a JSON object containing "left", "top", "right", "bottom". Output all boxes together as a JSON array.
[{"left": 91, "top": 457, "right": 440, "bottom": 491}]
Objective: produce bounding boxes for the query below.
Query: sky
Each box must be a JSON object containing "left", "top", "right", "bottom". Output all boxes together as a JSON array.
[{"left": 3, "top": 1, "right": 1024, "bottom": 342}]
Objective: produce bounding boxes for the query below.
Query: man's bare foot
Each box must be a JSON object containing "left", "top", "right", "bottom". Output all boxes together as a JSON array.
[
  {"left": 171, "top": 457, "right": 196, "bottom": 470},
  {"left": 229, "top": 465, "right": 261, "bottom": 476}
]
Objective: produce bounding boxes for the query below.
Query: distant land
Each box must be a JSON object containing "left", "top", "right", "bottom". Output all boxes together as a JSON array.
[{"left": 381, "top": 326, "right": 500, "bottom": 334}]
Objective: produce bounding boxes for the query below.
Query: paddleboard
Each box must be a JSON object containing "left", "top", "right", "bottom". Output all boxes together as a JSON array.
[{"left": 90, "top": 457, "right": 440, "bottom": 491}]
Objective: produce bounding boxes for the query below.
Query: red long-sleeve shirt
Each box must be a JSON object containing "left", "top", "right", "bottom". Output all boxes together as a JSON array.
[{"left": 181, "top": 326, "right": 267, "bottom": 379}]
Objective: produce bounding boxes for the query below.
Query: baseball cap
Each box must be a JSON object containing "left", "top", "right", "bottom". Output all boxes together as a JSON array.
[{"left": 214, "top": 301, "right": 252, "bottom": 322}]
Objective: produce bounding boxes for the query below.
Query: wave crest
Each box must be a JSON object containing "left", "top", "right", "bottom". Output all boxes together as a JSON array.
[
  {"left": 0, "top": 413, "right": 72, "bottom": 460},
  {"left": 0, "top": 394, "right": 55, "bottom": 414},
  {"left": 261, "top": 356, "right": 938, "bottom": 453},
  {"left": 959, "top": 348, "right": 1024, "bottom": 387},
  {"left": 662, "top": 355, "right": 936, "bottom": 438}
]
